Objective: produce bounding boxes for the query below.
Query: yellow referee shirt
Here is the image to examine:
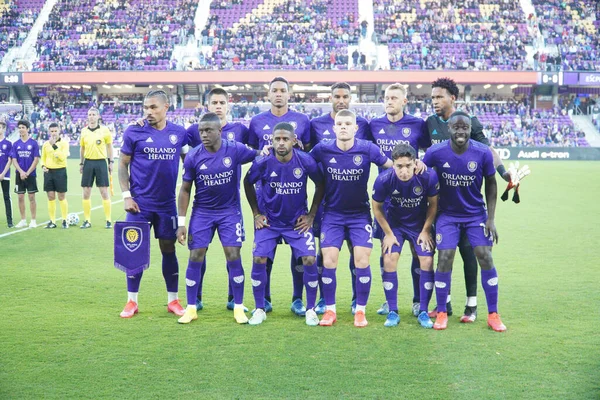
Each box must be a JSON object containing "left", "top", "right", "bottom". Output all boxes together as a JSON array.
[
  {"left": 80, "top": 125, "right": 113, "bottom": 160},
  {"left": 41, "top": 139, "right": 69, "bottom": 169}
]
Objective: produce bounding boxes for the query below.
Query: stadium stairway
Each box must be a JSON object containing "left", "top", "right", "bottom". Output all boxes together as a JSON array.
[
  {"left": 13, "top": 86, "right": 34, "bottom": 114},
  {"left": 571, "top": 115, "right": 600, "bottom": 146}
]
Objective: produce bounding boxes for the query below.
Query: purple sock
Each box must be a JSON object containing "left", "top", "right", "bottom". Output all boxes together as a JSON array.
[
  {"left": 321, "top": 268, "right": 337, "bottom": 306},
  {"left": 434, "top": 270, "right": 452, "bottom": 313},
  {"left": 382, "top": 271, "right": 398, "bottom": 312},
  {"left": 290, "top": 253, "right": 304, "bottom": 300},
  {"left": 185, "top": 260, "right": 203, "bottom": 306},
  {"left": 161, "top": 251, "right": 179, "bottom": 293},
  {"left": 227, "top": 258, "right": 245, "bottom": 305},
  {"left": 317, "top": 255, "right": 324, "bottom": 299},
  {"left": 410, "top": 257, "right": 420, "bottom": 303},
  {"left": 355, "top": 266, "right": 372, "bottom": 307},
  {"left": 481, "top": 268, "right": 499, "bottom": 313},
  {"left": 197, "top": 259, "right": 207, "bottom": 299},
  {"left": 126, "top": 272, "right": 143, "bottom": 293},
  {"left": 251, "top": 262, "right": 267, "bottom": 309},
  {"left": 419, "top": 270, "right": 434, "bottom": 312},
  {"left": 303, "top": 262, "right": 318, "bottom": 309},
  {"left": 349, "top": 254, "right": 357, "bottom": 300},
  {"left": 265, "top": 258, "right": 273, "bottom": 300}
]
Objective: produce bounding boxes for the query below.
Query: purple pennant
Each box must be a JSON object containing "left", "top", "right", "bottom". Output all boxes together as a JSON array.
[{"left": 114, "top": 221, "right": 151, "bottom": 275}]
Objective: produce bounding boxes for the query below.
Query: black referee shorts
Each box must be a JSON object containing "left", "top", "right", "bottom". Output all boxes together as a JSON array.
[
  {"left": 81, "top": 159, "right": 109, "bottom": 187},
  {"left": 15, "top": 174, "right": 38, "bottom": 194},
  {"left": 44, "top": 167, "right": 68, "bottom": 193}
]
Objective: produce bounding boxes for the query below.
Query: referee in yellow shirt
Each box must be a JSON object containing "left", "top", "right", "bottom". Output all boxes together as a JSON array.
[
  {"left": 41, "top": 122, "right": 69, "bottom": 229},
  {"left": 79, "top": 107, "right": 113, "bottom": 229}
]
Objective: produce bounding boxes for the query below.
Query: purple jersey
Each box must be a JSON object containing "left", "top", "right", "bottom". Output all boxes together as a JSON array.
[
  {"left": 120, "top": 121, "right": 188, "bottom": 211},
  {"left": 0, "top": 138, "right": 12, "bottom": 179},
  {"left": 186, "top": 122, "right": 249, "bottom": 148},
  {"left": 369, "top": 114, "right": 431, "bottom": 160},
  {"left": 246, "top": 149, "right": 323, "bottom": 228},
  {"left": 310, "top": 139, "right": 389, "bottom": 215},
  {"left": 310, "top": 113, "right": 372, "bottom": 147},
  {"left": 183, "top": 139, "right": 256, "bottom": 214},
  {"left": 248, "top": 110, "right": 310, "bottom": 149},
  {"left": 422, "top": 139, "right": 495, "bottom": 219},
  {"left": 372, "top": 168, "right": 439, "bottom": 233},
  {"left": 10, "top": 138, "right": 39, "bottom": 177}
]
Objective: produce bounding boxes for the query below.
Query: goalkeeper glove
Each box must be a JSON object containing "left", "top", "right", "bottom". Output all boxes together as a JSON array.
[{"left": 501, "top": 162, "right": 531, "bottom": 203}]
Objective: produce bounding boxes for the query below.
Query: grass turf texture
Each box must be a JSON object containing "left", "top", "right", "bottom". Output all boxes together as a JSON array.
[{"left": 0, "top": 159, "right": 598, "bottom": 399}]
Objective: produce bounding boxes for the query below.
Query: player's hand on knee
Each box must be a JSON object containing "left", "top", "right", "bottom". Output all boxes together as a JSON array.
[
  {"left": 176, "top": 226, "right": 187, "bottom": 245},
  {"left": 254, "top": 214, "right": 269, "bottom": 229},
  {"left": 382, "top": 234, "right": 399, "bottom": 254},
  {"left": 484, "top": 219, "right": 498, "bottom": 244},
  {"left": 417, "top": 230, "right": 434, "bottom": 252},
  {"left": 124, "top": 198, "right": 140, "bottom": 213},
  {"left": 294, "top": 214, "right": 314, "bottom": 234}
]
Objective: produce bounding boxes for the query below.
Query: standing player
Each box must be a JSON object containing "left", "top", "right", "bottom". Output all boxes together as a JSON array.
[
  {"left": 41, "top": 123, "right": 70, "bottom": 229},
  {"left": 248, "top": 76, "right": 311, "bottom": 316},
  {"left": 370, "top": 83, "right": 431, "bottom": 317},
  {"left": 244, "top": 122, "right": 325, "bottom": 326},
  {"left": 11, "top": 120, "right": 39, "bottom": 228},
  {"left": 176, "top": 113, "right": 260, "bottom": 325},
  {"left": 79, "top": 107, "right": 113, "bottom": 229},
  {"left": 423, "top": 111, "right": 506, "bottom": 332},
  {"left": 372, "top": 144, "right": 438, "bottom": 328},
  {"left": 117, "top": 90, "right": 189, "bottom": 319},
  {"left": 0, "top": 120, "right": 13, "bottom": 227},
  {"left": 310, "top": 109, "right": 392, "bottom": 327},
  {"left": 309, "top": 82, "right": 372, "bottom": 314}
]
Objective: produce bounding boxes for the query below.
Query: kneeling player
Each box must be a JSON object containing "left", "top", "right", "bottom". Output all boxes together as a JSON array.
[{"left": 372, "top": 144, "right": 438, "bottom": 328}]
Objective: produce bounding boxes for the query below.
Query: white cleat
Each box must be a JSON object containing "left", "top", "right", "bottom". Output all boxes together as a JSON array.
[
  {"left": 305, "top": 309, "right": 319, "bottom": 326},
  {"left": 248, "top": 308, "right": 266, "bottom": 325}
]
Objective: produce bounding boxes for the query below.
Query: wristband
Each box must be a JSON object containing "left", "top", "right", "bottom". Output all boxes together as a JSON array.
[
  {"left": 178, "top": 216, "right": 186, "bottom": 227},
  {"left": 496, "top": 164, "right": 507, "bottom": 177},
  {"left": 122, "top": 191, "right": 132, "bottom": 199}
]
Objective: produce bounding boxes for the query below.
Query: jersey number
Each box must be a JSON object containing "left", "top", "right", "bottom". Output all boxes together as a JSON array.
[{"left": 365, "top": 224, "right": 373, "bottom": 244}]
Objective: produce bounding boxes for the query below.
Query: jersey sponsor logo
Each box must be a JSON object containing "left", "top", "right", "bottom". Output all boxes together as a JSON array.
[
  {"left": 402, "top": 127, "right": 411, "bottom": 138},
  {"left": 222, "top": 157, "right": 232, "bottom": 168},
  {"left": 227, "top": 132, "right": 235, "bottom": 140},
  {"left": 378, "top": 128, "right": 385, "bottom": 134},
  {"left": 145, "top": 137, "right": 154, "bottom": 143},
  {"left": 293, "top": 168, "right": 303, "bottom": 179},
  {"left": 329, "top": 157, "right": 337, "bottom": 164},
  {"left": 263, "top": 124, "right": 271, "bottom": 130},
  {"left": 467, "top": 161, "right": 477, "bottom": 172},
  {"left": 199, "top": 164, "right": 208, "bottom": 170},
  {"left": 353, "top": 155, "right": 363, "bottom": 166},
  {"left": 413, "top": 186, "right": 423, "bottom": 196},
  {"left": 169, "top": 134, "right": 178, "bottom": 145},
  {"left": 443, "top": 162, "right": 451, "bottom": 168},
  {"left": 270, "top": 171, "right": 278, "bottom": 177}
]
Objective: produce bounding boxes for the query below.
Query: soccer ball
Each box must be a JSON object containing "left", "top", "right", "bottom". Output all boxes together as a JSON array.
[{"left": 66, "top": 213, "right": 80, "bottom": 226}]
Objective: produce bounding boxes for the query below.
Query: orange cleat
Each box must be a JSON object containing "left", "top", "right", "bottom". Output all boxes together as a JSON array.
[
  {"left": 167, "top": 299, "right": 185, "bottom": 316},
  {"left": 120, "top": 300, "right": 138, "bottom": 318},
  {"left": 354, "top": 310, "right": 368, "bottom": 328},
  {"left": 319, "top": 310, "right": 337, "bottom": 326},
  {"left": 433, "top": 312, "right": 448, "bottom": 330},
  {"left": 487, "top": 312, "right": 507, "bottom": 332}
]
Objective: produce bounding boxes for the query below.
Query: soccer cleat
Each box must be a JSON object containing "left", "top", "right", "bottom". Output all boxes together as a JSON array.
[
  {"left": 61, "top": 220, "right": 68, "bottom": 229},
  {"left": 428, "top": 301, "right": 453, "bottom": 318},
  {"left": 315, "top": 298, "right": 326, "bottom": 315},
  {"left": 167, "top": 299, "right": 185, "bottom": 316},
  {"left": 28, "top": 220, "right": 37, "bottom": 228},
  {"left": 196, "top": 298, "right": 204, "bottom": 311},
  {"left": 460, "top": 306, "right": 478, "bottom": 323},
  {"left": 80, "top": 220, "right": 92, "bottom": 229},
  {"left": 177, "top": 307, "right": 198, "bottom": 324},
  {"left": 7, "top": 222, "right": 14, "bottom": 228},
  {"left": 319, "top": 310, "right": 337, "bottom": 326},
  {"left": 351, "top": 298, "right": 357, "bottom": 315},
  {"left": 248, "top": 309, "right": 267, "bottom": 326},
  {"left": 105, "top": 221, "right": 112, "bottom": 229},
  {"left": 290, "top": 299, "right": 306, "bottom": 316},
  {"left": 384, "top": 311, "right": 400, "bottom": 327},
  {"left": 233, "top": 306, "right": 249, "bottom": 324},
  {"left": 412, "top": 302, "right": 420, "bottom": 317},
  {"left": 44, "top": 222, "right": 57, "bottom": 229},
  {"left": 120, "top": 300, "right": 138, "bottom": 318},
  {"left": 354, "top": 310, "right": 368, "bottom": 328},
  {"left": 418, "top": 311, "right": 434, "bottom": 329},
  {"left": 487, "top": 312, "right": 507, "bottom": 332},
  {"left": 433, "top": 312, "right": 448, "bottom": 330},
  {"left": 264, "top": 300, "right": 272, "bottom": 313},
  {"left": 14, "top": 220, "right": 27, "bottom": 228},
  {"left": 305, "top": 309, "right": 319, "bottom": 326},
  {"left": 226, "top": 300, "right": 248, "bottom": 312},
  {"left": 376, "top": 301, "right": 389, "bottom": 315}
]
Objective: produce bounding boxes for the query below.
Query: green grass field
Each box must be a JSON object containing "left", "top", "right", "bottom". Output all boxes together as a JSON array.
[{"left": 1, "top": 159, "right": 599, "bottom": 399}]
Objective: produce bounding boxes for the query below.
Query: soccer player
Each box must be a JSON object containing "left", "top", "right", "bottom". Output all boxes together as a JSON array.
[
  {"left": 244, "top": 122, "right": 324, "bottom": 326},
  {"left": 370, "top": 83, "right": 432, "bottom": 318},
  {"left": 79, "top": 107, "right": 113, "bottom": 229},
  {"left": 0, "top": 120, "right": 14, "bottom": 228},
  {"left": 248, "top": 76, "right": 311, "bottom": 316},
  {"left": 372, "top": 144, "right": 438, "bottom": 328},
  {"left": 41, "top": 123, "right": 69, "bottom": 229},
  {"left": 310, "top": 109, "right": 392, "bottom": 327},
  {"left": 11, "top": 120, "right": 39, "bottom": 228},
  {"left": 117, "top": 90, "right": 189, "bottom": 319},
  {"left": 176, "top": 112, "right": 260, "bottom": 325},
  {"left": 309, "top": 82, "right": 371, "bottom": 314},
  {"left": 422, "top": 111, "right": 506, "bottom": 332}
]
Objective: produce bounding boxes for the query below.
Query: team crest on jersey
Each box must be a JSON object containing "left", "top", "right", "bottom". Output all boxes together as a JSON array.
[
  {"left": 2, "top": 144, "right": 6, "bottom": 150},
  {"left": 227, "top": 132, "right": 235, "bottom": 140},
  {"left": 122, "top": 227, "right": 143, "bottom": 252},
  {"left": 222, "top": 157, "right": 232, "bottom": 167},
  {"left": 290, "top": 121, "right": 297, "bottom": 129},
  {"left": 353, "top": 155, "right": 363, "bottom": 166},
  {"left": 436, "top": 233, "right": 442, "bottom": 244},
  {"left": 320, "top": 232, "right": 325, "bottom": 242},
  {"left": 402, "top": 127, "right": 411, "bottom": 138},
  {"left": 413, "top": 186, "right": 423, "bottom": 196},
  {"left": 169, "top": 134, "right": 178, "bottom": 145},
  {"left": 467, "top": 161, "right": 477, "bottom": 172},
  {"left": 293, "top": 168, "right": 303, "bottom": 179},
  {"left": 27, "top": 145, "right": 33, "bottom": 150}
]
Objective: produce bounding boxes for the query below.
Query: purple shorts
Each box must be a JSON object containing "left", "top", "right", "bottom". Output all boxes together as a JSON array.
[
  {"left": 386, "top": 226, "right": 434, "bottom": 257},
  {"left": 435, "top": 213, "right": 493, "bottom": 250},
  {"left": 188, "top": 211, "right": 244, "bottom": 249},
  {"left": 320, "top": 212, "right": 373, "bottom": 249},
  {"left": 254, "top": 225, "right": 316, "bottom": 260},
  {"left": 126, "top": 206, "right": 177, "bottom": 240}
]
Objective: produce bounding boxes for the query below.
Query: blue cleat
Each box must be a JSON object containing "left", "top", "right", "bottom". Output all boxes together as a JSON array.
[
  {"left": 196, "top": 298, "right": 204, "bottom": 311},
  {"left": 418, "top": 311, "right": 434, "bottom": 329},
  {"left": 315, "top": 298, "right": 326, "bottom": 315},
  {"left": 351, "top": 299, "right": 357, "bottom": 315},
  {"left": 290, "top": 299, "right": 306, "bottom": 316},
  {"left": 384, "top": 311, "right": 400, "bottom": 327},
  {"left": 226, "top": 300, "right": 248, "bottom": 312},
  {"left": 264, "top": 300, "right": 273, "bottom": 313},
  {"left": 376, "top": 301, "right": 390, "bottom": 315}
]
